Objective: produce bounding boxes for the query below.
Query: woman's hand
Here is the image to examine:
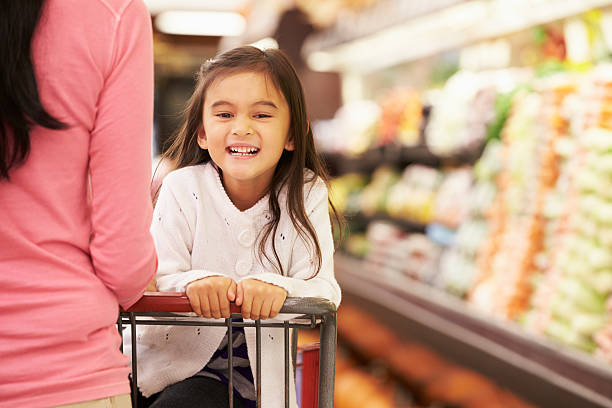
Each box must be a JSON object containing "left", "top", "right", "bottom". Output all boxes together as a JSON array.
[
  {"left": 186, "top": 276, "right": 237, "bottom": 319},
  {"left": 145, "top": 277, "right": 157, "bottom": 292},
  {"left": 235, "top": 279, "right": 287, "bottom": 320}
]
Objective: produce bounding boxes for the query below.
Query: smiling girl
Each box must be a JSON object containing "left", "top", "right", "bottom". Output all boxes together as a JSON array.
[{"left": 135, "top": 46, "right": 341, "bottom": 408}]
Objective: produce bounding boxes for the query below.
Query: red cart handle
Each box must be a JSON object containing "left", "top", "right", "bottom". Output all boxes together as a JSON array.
[{"left": 123, "top": 292, "right": 242, "bottom": 314}]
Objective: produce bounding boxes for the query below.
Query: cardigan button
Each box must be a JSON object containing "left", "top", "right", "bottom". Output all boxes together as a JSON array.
[
  {"left": 238, "top": 229, "right": 254, "bottom": 247},
  {"left": 235, "top": 259, "right": 251, "bottom": 276}
]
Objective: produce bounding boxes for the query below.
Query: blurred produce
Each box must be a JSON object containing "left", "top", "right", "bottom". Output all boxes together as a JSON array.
[
  {"left": 343, "top": 232, "right": 369, "bottom": 258},
  {"left": 425, "top": 69, "right": 529, "bottom": 156},
  {"left": 336, "top": 162, "right": 475, "bottom": 229},
  {"left": 302, "top": 4, "right": 612, "bottom": 405},
  {"left": 385, "top": 166, "right": 441, "bottom": 224},
  {"left": 487, "top": 89, "right": 520, "bottom": 142},
  {"left": 313, "top": 71, "right": 529, "bottom": 162},
  {"left": 317, "top": 34, "right": 612, "bottom": 361},
  {"left": 335, "top": 368, "right": 400, "bottom": 408},
  {"left": 520, "top": 67, "right": 612, "bottom": 353},
  {"left": 435, "top": 141, "right": 502, "bottom": 296},
  {"left": 329, "top": 173, "right": 369, "bottom": 215},
  {"left": 338, "top": 301, "right": 403, "bottom": 362},
  {"left": 424, "top": 368, "right": 499, "bottom": 407},
  {"left": 313, "top": 100, "right": 380, "bottom": 155},
  {"left": 360, "top": 167, "right": 401, "bottom": 216},
  {"left": 364, "top": 222, "right": 441, "bottom": 283},
  {"left": 386, "top": 343, "right": 449, "bottom": 390},
  {"left": 535, "top": 26, "right": 567, "bottom": 62},
  {"left": 313, "top": 87, "right": 424, "bottom": 157},
  {"left": 337, "top": 302, "right": 537, "bottom": 407},
  {"left": 432, "top": 167, "right": 473, "bottom": 228},
  {"left": 329, "top": 66, "right": 612, "bottom": 357},
  {"left": 376, "top": 88, "right": 423, "bottom": 146},
  {"left": 470, "top": 75, "right": 575, "bottom": 320},
  {"left": 595, "top": 321, "right": 612, "bottom": 363}
]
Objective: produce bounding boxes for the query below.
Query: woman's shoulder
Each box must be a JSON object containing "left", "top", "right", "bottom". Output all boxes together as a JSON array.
[{"left": 49, "top": 0, "right": 148, "bottom": 23}]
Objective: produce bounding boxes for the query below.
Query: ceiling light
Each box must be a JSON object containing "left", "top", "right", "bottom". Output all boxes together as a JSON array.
[{"left": 155, "top": 11, "right": 246, "bottom": 37}]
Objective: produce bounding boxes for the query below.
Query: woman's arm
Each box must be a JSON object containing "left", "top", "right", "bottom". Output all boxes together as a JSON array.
[{"left": 88, "top": 0, "right": 157, "bottom": 309}]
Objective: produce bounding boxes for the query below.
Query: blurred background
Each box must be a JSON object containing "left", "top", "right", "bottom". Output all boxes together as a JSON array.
[{"left": 145, "top": 1, "right": 612, "bottom": 406}]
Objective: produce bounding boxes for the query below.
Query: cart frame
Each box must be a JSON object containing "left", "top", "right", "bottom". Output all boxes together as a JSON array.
[{"left": 119, "top": 294, "right": 337, "bottom": 408}]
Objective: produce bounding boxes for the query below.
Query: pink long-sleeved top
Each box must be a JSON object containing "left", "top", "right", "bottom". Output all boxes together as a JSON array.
[{"left": 0, "top": 1, "right": 157, "bottom": 406}]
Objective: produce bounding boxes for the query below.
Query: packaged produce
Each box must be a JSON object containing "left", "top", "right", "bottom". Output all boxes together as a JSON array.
[
  {"left": 358, "top": 167, "right": 401, "bottom": 216},
  {"left": 364, "top": 221, "right": 441, "bottom": 283},
  {"left": 433, "top": 167, "right": 473, "bottom": 228},
  {"left": 436, "top": 140, "right": 502, "bottom": 297},
  {"left": 329, "top": 173, "right": 368, "bottom": 214},
  {"left": 470, "top": 74, "right": 576, "bottom": 320},
  {"left": 385, "top": 165, "right": 441, "bottom": 223},
  {"left": 520, "top": 69, "right": 612, "bottom": 356},
  {"left": 312, "top": 100, "right": 380, "bottom": 155},
  {"left": 426, "top": 69, "right": 530, "bottom": 156},
  {"left": 377, "top": 87, "right": 423, "bottom": 146}
]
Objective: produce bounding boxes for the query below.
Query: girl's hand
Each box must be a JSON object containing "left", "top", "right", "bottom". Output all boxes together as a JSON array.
[
  {"left": 235, "top": 279, "right": 287, "bottom": 320},
  {"left": 186, "top": 276, "right": 237, "bottom": 319}
]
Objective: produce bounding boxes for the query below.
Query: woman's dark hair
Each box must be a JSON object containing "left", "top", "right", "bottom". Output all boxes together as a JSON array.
[
  {"left": 158, "top": 45, "right": 342, "bottom": 277},
  {"left": 0, "top": 0, "right": 67, "bottom": 180}
]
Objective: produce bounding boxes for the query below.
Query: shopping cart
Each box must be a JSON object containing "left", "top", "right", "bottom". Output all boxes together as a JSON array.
[{"left": 119, "top": 293, "right": 337, "bottom": 408}]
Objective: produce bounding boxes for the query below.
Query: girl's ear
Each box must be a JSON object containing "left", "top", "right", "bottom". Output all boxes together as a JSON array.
[
  {"left": 197, "top": 127, "right": 208, "bottom": 150},
  {"left": 284, "top": 136, "right": 295, "bottom": 151},
  {"left": 285, "top": 120, "right": 308, "bottom": 151}
]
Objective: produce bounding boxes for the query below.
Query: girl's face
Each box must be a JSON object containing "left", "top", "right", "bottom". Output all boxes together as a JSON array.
[{"left": 198, "top": 71, "right": 293, "bottom": 199}]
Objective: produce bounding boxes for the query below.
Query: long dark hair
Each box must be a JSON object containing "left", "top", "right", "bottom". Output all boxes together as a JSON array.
[
  {"left": 0, "top": 0, "right": 67, "bottom": 180},
  {"left": 159, "top": 46, "right": 342, "bottom": 277}
]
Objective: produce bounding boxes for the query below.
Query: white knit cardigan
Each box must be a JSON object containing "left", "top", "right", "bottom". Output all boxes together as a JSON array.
[{"left": 134, "top": 163, "right": 341, "bottom": 407}]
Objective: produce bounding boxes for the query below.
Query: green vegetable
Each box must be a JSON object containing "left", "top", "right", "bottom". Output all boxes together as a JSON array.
[
  {"left": 557, "top": 277, "right": 606, "bottom": 314},
  {"left": 571, "top": 313, "right": 608, "bottom": 336},
  {"left": 486, "top": 88, "right": 522, "bottom": 142},
  {"left": 546, "top": 320, "right": 597, "bottom": 352}
]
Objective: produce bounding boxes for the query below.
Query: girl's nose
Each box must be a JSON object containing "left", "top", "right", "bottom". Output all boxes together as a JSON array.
[{"left": 231, "top": 117, "right": 253, "bottom": 136}]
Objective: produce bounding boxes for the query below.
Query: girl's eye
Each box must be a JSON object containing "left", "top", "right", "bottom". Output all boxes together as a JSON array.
[
  {"left": 216, "top": 113, "right": 232, "bottom": 119},
  {"left": 254, "top": 113, "right": 272, "bottom": 119}
]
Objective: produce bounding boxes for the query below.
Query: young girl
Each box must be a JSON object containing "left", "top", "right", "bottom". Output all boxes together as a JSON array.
[{"left": 135, "top": 46, "right": 341, "bottom": 408}]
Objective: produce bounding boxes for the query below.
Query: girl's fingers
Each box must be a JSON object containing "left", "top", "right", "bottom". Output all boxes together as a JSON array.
[
  {"left": 187, "top": 291, "right": 202, "bottom": 317},
  {"left": 235, "top": 281, "right": 244, "bottom": 306},
  {"left": 241, "top": 291, "right": 252, "bottom": 320},
  {"left": 236, "top": 279, "right": 289, "bottom": 319},
  {"left": 199, "top": 295, "right": 211, "bottom": 318},
  {"left": 227, "top": 280, "right": 237, "bottom": 303},
  {"left": 219, "top": 290, "right": 231, "bottom": 318},
  {"left": 209, "top": 292, "right": 221, "bottom": 319},
  {"left": 269, "top": 297, "right": 282, "bottom": 319},
  {"left": 250, "top": 294, "right": 263, "bottom": 321},
  {"left": 259, "top": 297, "right": 273, "bottom": 320}
]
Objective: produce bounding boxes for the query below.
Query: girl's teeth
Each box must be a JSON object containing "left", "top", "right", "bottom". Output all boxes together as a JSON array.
[{"left": 229, "top": 147, "right": 259, "bottom": 155}]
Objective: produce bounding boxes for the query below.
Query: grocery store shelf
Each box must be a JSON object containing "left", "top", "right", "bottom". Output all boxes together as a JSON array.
[
  {"left": 335, "top": 252, "right": 612, "bottom": 408},
  {"left": 304, "top": 0, "right": 612, "bottom": 73},
  {"left": 346, "top": 212, "right": 427, "bottom": 233},
  {"left": 322, "top": 145, "right": 437, "bottom": 175},
  {"left": 322, "top": 143, "right": 482, "bottom": 176}
]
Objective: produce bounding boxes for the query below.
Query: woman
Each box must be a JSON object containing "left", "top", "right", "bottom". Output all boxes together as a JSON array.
[{"left": 0, "top": 0, "right": 157, "bottom": 407}]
